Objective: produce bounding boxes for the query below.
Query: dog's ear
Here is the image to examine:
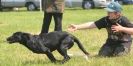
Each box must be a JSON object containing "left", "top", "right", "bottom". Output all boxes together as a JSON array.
[
  {"left": 14, "top": 32, "right": 30, "bottom": 40},
  {"left": 21, "top": 33, "right": 31, "bottom": 40}
]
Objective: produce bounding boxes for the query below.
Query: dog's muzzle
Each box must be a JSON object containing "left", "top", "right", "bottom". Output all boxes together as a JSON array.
[{"left": 6, "top": 37, "right": 14, "bottom": 44}]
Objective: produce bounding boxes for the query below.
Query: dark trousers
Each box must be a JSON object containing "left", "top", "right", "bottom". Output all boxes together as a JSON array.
[
  {"left": 98, "top": 40, "right": 132, "bottom": 57},
  {"left": 40, "top": 12, "right": 63, "bottom": 34}
]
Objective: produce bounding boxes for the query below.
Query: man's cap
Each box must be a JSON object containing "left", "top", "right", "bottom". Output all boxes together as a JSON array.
[{"left": 104, "top": 2, "right": 122, "bottom": 12}]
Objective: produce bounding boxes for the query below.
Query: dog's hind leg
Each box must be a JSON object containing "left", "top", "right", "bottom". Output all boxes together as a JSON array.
[
  {"left": 45, "top": 49, "right": 57, "bottom": 63},
  {"left": 57, "top": 48, "right": 70, "bottom": 64},
  {"left": 57, "top": 36, "right": 74, "bottom": 64},
  {"left": 39, "top": 43, "right": 57, "bottom": 63}
]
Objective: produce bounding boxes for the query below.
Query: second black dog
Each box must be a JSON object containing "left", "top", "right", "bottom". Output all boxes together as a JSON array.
[{"left": 7, "top": 31, "right": 89, "bottom": 63}]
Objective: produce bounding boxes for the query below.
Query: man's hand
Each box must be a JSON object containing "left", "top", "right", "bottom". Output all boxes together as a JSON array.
[
  {"left": 67, "top": 24, "right": 78, "bottom": 32},
  {"left": 111, "top": 23, "right": 124, "bottom": 32}
]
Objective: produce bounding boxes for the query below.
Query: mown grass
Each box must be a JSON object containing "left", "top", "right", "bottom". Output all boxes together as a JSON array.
[{"left": 0, "top": 5, "right": 133, "bottom": 66}]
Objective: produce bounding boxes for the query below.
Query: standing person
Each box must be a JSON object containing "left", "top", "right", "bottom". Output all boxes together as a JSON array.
[
  {"left": 68, "top": 2, "right": 133, "bottom": 57},
  {"left": 40, "top": 0, "right": 65, "bottom": 34}
]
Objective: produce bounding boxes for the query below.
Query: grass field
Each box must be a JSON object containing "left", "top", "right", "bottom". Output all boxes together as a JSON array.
[{"left": 0, "top": 5, "right": 133, "bottom": 66}]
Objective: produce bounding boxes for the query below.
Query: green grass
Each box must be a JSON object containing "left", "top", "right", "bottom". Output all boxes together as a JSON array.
[{"left": 0, "top": 5, "right": 133, "bottom": 66}]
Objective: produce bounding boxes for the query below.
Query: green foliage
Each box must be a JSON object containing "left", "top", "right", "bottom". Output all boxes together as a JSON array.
[{"left": 0, "top": 5, "right": 133, "bottom": 66}]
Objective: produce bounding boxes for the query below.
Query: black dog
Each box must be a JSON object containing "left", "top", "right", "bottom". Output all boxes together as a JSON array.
[{"left": 7, "top": 31, "right": 89, "bottom": 63}]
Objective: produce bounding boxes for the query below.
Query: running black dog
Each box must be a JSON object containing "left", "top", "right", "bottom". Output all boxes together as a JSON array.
[{"left": 6, "top": 31, "right": 89, "bottom": 64}]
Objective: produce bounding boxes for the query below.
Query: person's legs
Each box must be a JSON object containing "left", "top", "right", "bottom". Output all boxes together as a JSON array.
[
  {"left": 40, "top": 12, "right": 52, "bottom": 34},
  {"left": 98, "top": 44, "right": 113, "bottom": 57},
  {"left": 113, "top": 42, "right": 132, "bottom": 56},
  {"left": 53, "top": 13, "right": 63, "bottom": 31}
]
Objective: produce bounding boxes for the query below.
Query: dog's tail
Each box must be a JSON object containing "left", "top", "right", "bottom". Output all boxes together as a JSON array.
[{"left": 72, "top": 35, "right": 90, "bottom": 57}]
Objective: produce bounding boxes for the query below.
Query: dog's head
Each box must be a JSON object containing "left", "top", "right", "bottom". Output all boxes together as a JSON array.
[{"left": 7, "top": 32, "right": 30, "bottom": 44}]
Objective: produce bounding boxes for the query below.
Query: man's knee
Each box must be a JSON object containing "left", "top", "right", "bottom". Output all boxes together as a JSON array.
[
  {"left": 113, "top": 47, "right": 129, "bottom": 56},
  {"left": 98, "top": 45, "right": 112, "bottom": 57},
  {"left": 98, "top": 50, "right": 112, "bottom": 57}
]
